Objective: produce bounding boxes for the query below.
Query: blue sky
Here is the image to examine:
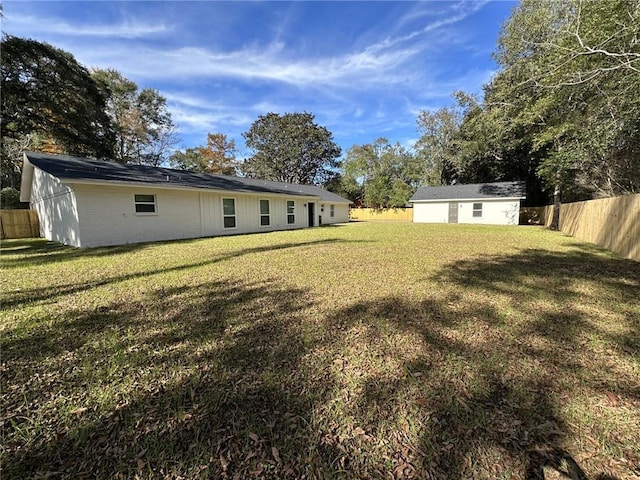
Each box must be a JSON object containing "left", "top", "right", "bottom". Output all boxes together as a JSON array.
[{"left": 3, "top": 1, "right": 514, "bottom": 158}]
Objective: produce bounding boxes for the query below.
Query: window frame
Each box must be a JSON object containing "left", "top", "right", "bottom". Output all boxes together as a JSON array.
[
  {"left": 330, "top": 204, "right": 335, "bottom": 218},
  {"left": 134, "top": 194, "right": 157, "bottom": 215},
  {"left": 222, "top": 197, "right": 237, "bottom": 229},
  {"left": 259, "top": 199, "right": 270, "bottom": 227},
  {"left": 286, "top": 200, "right": 295, "bottom": 225},
  {"left": 472, "top": 202, "right": 483, "bottom": 218}
]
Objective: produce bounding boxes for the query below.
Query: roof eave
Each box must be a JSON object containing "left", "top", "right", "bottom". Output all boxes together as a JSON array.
[
  {"left": 60, "top": 177, "right": 320, "bottom": 199},
  {"left": 409, "top": 196, "right": 526, "bottom": 203}
]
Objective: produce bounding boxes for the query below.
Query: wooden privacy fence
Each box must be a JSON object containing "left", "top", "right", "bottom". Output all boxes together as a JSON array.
[
  {"left": 523, "top": 194, "right": 639, "bottom": 261},
  {"left": 0, "top": 210, "right": 40, "bottom": 240},
  {"left": 350, "top": 207, "right": 413, "bottom": 222}
]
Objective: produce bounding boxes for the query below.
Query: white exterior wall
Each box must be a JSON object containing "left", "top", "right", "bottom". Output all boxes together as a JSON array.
[
  {"left": 412, "top": 199, "right": 521, "bottom": 225},
  {"left": 210, "top": 194, "right": 311, "bottom": 236},
  {"left": 73, "top": 184, "right": 202, "bottom": 247},
  {"left": 318, "top": 202, "right": 350, "bottom": 225},
  {"left": 457, "top": 200, "right": 520, "bottom": 225},
  {"left": 68, "top": 182, "right": 316, "bottom": 247},
  {"left": 30, "top": 169, "right": 81, "bottom": 246},
  {"left": 413, "top": 202, "right": 449, "bottom": 223}
]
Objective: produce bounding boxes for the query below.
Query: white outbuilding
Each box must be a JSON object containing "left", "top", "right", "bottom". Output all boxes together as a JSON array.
[
  {"left": 409, "top": 181, "right": 526, "bottom": 225},
  {"left": 20, "top": 152, "right": 351, "bottom": 248}
]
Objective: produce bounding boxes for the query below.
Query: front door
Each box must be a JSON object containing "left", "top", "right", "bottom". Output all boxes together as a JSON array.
[
  {"left": 308, "top": 203, "right": 315, "bottom": 227},
  {"left": 448, "top": 202, "right": 458, "bottom": 223}
]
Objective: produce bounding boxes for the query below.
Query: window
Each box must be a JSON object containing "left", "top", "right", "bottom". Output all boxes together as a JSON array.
[
  {"left": 223, "top": 198, "right": 236, "bottom": 228},
  {"left": 134, "top": 194, "right": 156, "bottom": 214},
  {"left": 287, "top": 200, "right": 295, "bottom": 224},
  {"left": 330, "top": 204, "right": 335, "bottom": 218},
  {"left": 259, "top": 199, "right": 270, "bottom": 226},
  {"left": 472, "top": 203, "right": 483, "bottom": 218}
]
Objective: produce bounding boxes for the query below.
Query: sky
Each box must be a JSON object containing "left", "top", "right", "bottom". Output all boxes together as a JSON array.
[{"left": 2, "top": 1, "right": 515, "bottom": 158}]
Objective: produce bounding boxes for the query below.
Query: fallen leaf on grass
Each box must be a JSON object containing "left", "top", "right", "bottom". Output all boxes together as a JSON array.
[
  {"left": 219, "top": 454, "right": 229, "bottom": 472},
  {"left": 70, "top": 407, "right": 88, "bottom": 416},
  {"left": 272, "top": 446, "right": 282, "bottom": 465},
  {"left": 249, "top": 432, "right": 260, "bottom": 443},
  {"left": 605, "top": 391, "right": 618, "bottom": 406}
]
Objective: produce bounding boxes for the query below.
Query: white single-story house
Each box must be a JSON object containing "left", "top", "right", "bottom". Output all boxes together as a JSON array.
[
  {"left": 20, "top": 152, "right": 351, "bottom": 248},
  {"left": 409, "top": 181, "right": 526, "bottom": 225}
]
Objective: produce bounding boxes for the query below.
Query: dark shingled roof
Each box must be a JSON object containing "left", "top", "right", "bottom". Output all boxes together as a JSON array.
[
  {"left": 24, "top": 152, "right": 351, "bottom": 203},
  {"left": 410, "top": 181, "right": 526, "bottom": 202}
]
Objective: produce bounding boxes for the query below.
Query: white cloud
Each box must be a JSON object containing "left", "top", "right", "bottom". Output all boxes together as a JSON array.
[
  {"left": 4, "top": 1, "right": 490, "bottom": 97},
  {"left": 72, "top": 40, "right": 418, "bottom": 90},
  {"left": 5, "top": 13, "right": 171, "bottom": 38},
  {"left": 3, "top": 2, "right": 499, "bottom": 151}
]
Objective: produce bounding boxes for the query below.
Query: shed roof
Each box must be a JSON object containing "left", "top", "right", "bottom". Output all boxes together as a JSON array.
[
  {"left": 22, "top": 152, "right": 351, "bottom": 203},
  {"left": 409, "top": 181, "right": 526, "bottom": 202}
]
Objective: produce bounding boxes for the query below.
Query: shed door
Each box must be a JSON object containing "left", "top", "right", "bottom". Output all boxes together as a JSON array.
[{"left": 448, "top": 202, "right": 458, "bottom": 223}]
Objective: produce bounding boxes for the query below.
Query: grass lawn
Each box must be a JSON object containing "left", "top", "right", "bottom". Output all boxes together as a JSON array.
[{"left": 1, "top": 222, "right": 639, "bottom": 479}]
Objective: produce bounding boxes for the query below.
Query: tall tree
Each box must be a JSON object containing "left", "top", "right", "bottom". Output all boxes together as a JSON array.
[
  {"left": 1, "top": 35, "right": 115, "bottom": 187},
  {"left": 241, "top": 112, "right": 341, "bottom": 184},
  {"left": 491, "top": 0, "right": 640, "bottom": 225},
  {"left": 198, "top": 133, "right": 238, "bottom": 175},
  {"left": 447, "top": 0, "right": 639, "bottom": 224},
  {"left": 169, "top": 133, "right": 238, "bottom": 175},
  {"left": 92, "top": 69, "right": 177, "bottom": 166},
  {"left": 342, "top": 138, "right": 419, "bottom": 208},
  {"left": 415, "top": 105, "right": 462, "bottom": 186}
]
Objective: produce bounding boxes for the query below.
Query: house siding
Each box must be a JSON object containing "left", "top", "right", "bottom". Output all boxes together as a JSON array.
[
  {"left": 413, "top": 199, "right": 521, "bottom": 226},
  {"left": 457, "top": 200, "right": 520, "bottom": 225},
  {"left": 413, "top": 202, "right": 450, "bottom": 223},
  {"left": 73, "top": 184, "right": 203, "bottom": 247},
  {"left": 329, "top": 204, "right": 350, "bottom": 224},
  {"left": 30, "top": 169, "right": 81, "bottom": 247},
  {"left": 67, "top": 183, "right": 319, "bottom": 247}
]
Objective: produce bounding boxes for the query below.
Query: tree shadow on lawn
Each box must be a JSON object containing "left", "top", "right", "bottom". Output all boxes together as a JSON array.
[
  {"left": 0, "top": 230, "right": 360, "bottom": 269},
  {"left": 3, "top": 276, "right": 348, "bottom": 479},
  {"left": 0, "top": 238, "right": 153, "bottom": 267},
  {"left": 319, "top": 246, "right": 638, "bottom": 478},
  {"left": 3, "top": 244, "right": 639, "bottom": 479},
  {"left": 1, "top": 238, "right": 353, "bottom": 310}
]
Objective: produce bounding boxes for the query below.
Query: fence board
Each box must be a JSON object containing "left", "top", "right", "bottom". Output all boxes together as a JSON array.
[
  {"left": 0, "top": 210, "right": 40, "bottom": 239},
  {"left": 349, "top": 208, "right": 413, "bottom": 222},
  {"left": 523, "top": 195, "right": 639, "bottom": 261}
]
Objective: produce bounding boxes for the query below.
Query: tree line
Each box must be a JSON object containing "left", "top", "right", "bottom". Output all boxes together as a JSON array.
[
  {"left": 1, "top": 35, "right": 178, "bottom": 198},
  {"left": 3, "top": 1, "right": 638, "bottom": 216},
  {"left": 335, "top": 0, "right": 639, "bottom": 213},
  {"left": 0, "top": 34, "right": 342, "bottom": 205}
]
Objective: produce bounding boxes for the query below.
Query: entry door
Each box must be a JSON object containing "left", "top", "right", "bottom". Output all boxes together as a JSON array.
[
  {"left": 448, "top": 202, "right": 458, "bottom": 223},
  {"left": 308, "top": 203, "right": 315, "bottom": 227}
]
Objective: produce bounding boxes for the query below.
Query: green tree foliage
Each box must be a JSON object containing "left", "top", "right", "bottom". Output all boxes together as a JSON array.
[
  {"left": 449, "top": 0, "right": 639, "bottom": 224},
  {"left": 1, "top": 187, "right": 27, "bottom": 209},
  {"left": 323, "top": 172, "right": 362, "bottom": 204},
  {"left": 169, "top": 148, "right": 204, "bottom": 172},
  {"left": 415, "top": 104, "right": 463, "bottom": 186},
  {"left": 342, "top": 138, "right": 419, "bottom": 208},
  {"left": 170, "top": 133, "right": 238, "bottom": 175},
  {"left": 241, "top": 112, "right": 341, "bottom": 184},
  {"left": 1, "top": 35, "right": 115, "bottom": 186},
  {"left": 92, "top": 69, "right": 177, "bottom": 166}
]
